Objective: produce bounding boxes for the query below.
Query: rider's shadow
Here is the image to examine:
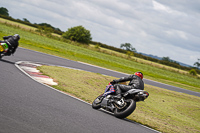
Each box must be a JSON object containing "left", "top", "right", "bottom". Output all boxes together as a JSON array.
[
  {"left": 98, "top": 108, "right": 139, "bottom": 124},
  {"left": 0, "top": 59, "right": 15, "bottom": 64}
]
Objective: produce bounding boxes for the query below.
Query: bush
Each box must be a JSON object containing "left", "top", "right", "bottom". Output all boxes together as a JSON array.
[{"left": 189, "top": 69, "right": 197, "bottom": 76}]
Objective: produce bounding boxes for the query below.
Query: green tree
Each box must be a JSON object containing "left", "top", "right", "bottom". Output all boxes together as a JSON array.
[
  {"left": 23, "top": 18, "right": 30, "bottom": 23},
  {"left": 120, "top": 43, "right": 136, "bottom": 52},
  {"left": 162, "top": 56, "right": 171, "bottom": 62},
  {"left": 62, "top": 25, "right": 92, "bottom": 44},
  {"left": 0, "top": 7, "right": 9, "bottom": 16},
  {"left": 38, "top": 23, "right": 54, "bottom": 28},
  {"left": 194, "top": 59, "right": 200, "bottom": 69}
]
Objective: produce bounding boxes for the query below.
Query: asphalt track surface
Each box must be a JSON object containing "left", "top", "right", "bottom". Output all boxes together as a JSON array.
[{"left": 0, "top": 47, "right": 198, "bottom": 133}]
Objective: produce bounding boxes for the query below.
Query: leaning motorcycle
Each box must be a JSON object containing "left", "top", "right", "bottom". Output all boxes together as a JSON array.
[
  {"left": 92, "top": 84, "right": 149, "bottom": 119},
  {"left": 0, "top": 42, "right": 9, "bottom": 59}
]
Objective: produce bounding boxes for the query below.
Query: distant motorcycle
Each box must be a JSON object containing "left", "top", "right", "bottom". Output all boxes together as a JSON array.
[
  {"left": 0, "top": 42, "right": 9, "bottom": 59},
  {"left": 92, "top": 84, "right": 149, "bottom": 119},
  {"left": 0, "top": 34, "right": 20, "bottom": 59}
]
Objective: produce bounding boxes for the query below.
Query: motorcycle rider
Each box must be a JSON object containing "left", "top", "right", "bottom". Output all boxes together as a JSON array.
[
  {"left": 0, "top": 34, "right": 20, "bottom": 56},
  {"left": 110, "top": 72, "right": 144, "bottom": 100}
]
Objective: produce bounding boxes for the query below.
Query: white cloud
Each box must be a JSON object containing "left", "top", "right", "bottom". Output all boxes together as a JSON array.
[
  {"left": 153, "top": 0, "right": 171, "bottom": 13},
  {"left": 165, "top": 30, "right": 188, "bottom": 40}
]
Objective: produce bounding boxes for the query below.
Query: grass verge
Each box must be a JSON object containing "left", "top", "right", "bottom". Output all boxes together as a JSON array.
[
  {"left": 0, "top": 20, "right": 199, "bottom": 92},
  {"left": 38, "top": 65, "right": 200, "bottom": 133}
]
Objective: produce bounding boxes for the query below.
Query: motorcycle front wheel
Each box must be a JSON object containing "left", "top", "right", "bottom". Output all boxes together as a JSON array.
[
  {"left": 114, "top": 99, "right": 136, "bottom": 119},
  {"left": 92, "top": 94, "right": 103, "bottom": 109}
]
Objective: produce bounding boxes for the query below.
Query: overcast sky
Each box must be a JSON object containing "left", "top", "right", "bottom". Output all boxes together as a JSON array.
[{"left": 1, "top": 0, "right": 200, "bottom": 66}]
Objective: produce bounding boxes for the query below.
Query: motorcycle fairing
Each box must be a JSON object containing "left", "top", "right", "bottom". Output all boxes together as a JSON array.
[{"left": 0, "top": 43, "right": 8, "bottom": 52}]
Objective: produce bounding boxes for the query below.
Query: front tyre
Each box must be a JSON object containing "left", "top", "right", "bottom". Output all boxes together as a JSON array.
[
  {"left": 114, "top": 99, "right": 136, "bottom": 119},
  {"left": 92, "top": 95, "right": 103, "bottom": 109}
]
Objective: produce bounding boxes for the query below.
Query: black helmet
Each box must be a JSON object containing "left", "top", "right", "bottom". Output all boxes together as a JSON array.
[{"left": 13, "top": 34, "right": 20, "bottom": 41}]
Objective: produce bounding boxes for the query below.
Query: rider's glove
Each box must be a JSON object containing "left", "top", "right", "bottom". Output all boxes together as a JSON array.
[
  {"left": 3, "top": 36, "right": 11, "bottom": 40},
  {"left": 110, "top": 79, "right": 118, "bottom": 85}
]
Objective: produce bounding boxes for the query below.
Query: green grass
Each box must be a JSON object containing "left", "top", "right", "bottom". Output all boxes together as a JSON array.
[
  {"left": 38, "top": 65, "right": 200, "bottom": 133},
  {"left": 0, "top": 20, "right": 200, "bottom": 93},
  {"left": 0, "top": 18, "right": 37, "bottom": 31}
]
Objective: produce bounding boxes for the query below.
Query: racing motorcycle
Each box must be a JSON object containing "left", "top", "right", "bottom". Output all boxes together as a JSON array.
[
  {"left": 92, "top": 83, "right": 149, "bottom": 119},
  {"left": 0, "top": 42, "right": 10, "bottom": 59}
]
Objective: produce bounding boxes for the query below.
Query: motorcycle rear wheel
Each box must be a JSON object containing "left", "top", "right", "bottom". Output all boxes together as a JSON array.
[
  {"left": 92, "top": 95, "right": 103, "bottom": 109},
  {"left": 114, "top": 99, "right": 136, "bottom": 119}
]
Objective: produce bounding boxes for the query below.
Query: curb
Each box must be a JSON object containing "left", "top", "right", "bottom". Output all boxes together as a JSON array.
[{"left": 16, "top": 61, "right": 58, "bottom": 86}]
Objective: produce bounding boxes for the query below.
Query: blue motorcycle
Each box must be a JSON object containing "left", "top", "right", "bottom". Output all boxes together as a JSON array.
[{"left": 92, "top": 83, "right": 149, "bottom": 119}]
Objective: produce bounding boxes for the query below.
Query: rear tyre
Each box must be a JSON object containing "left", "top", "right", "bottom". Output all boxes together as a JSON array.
[
  {"left": 92, "top": 95, "right": 103, "bottom": 109},
  {"left": 114, "top": 99, "right": 136, "bottom": 119}
]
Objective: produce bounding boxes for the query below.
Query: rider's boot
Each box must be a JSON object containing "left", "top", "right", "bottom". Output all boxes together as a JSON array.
[{"left": 113, "top": 84, "right": 122, "bottom": 100}]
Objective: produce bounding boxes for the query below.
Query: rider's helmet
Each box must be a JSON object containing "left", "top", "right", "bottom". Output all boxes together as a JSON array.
[
  {"left": 13, "top": 34, "right": 20, "bottom": 41},
  {"left": 134, "top": 72, "right": 143, "bottom": 79}
]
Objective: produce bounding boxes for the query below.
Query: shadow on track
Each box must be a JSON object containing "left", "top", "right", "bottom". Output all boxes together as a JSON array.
[
  {"left": 97, "top": 109, "right": 159, "bottom": 132},
  {"left": 0, "top": 59, "right": 15, "bottom": 64}
]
